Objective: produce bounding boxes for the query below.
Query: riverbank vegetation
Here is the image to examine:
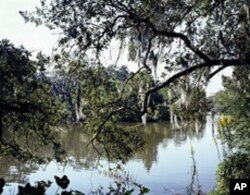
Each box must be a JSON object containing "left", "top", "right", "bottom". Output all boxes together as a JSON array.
[{"left": 210, "top": 66, "right": 250, "bottom": 194}]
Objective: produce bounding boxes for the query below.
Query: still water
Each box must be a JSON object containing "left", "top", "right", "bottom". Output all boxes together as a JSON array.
[{"left": 1, "top": 116, "right": 222, "bottom": 195}]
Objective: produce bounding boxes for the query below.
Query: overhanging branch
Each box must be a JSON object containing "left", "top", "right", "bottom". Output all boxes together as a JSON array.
[
  {"left": 88, "top": 106, "right": 126, "bottom": 145},
  {"left": 207, "top": 65, "right": 229, "bottom": 81},
  {"left": 115, "top": 2, "right": 212, "bottom": 62},
  {"left": 141, "top": 59, "right": 250, "bottom": 114}
]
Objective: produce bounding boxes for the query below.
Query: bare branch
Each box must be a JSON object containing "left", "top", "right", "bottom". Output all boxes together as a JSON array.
[{"left": 207, "top": 65, "right": 229, "bottom": 81}]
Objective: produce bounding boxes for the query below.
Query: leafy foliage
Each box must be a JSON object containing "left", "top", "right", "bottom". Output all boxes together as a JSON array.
[
  {"left": 212, "top": 66, "right": 250, "bottom": 194},
  {"left": 3, "top": 0, "right": 250, "bottom": 192},
  {"left": 20, "top": 0, "right": 250, "bottom": 139},
  {"left": 21, "top": 0, "right": 250, "bottom": 68},
  {"left": 0, "top": 40, "right": 66, "bottom": 162}
]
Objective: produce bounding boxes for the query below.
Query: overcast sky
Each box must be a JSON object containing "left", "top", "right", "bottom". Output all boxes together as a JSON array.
[
  {"left": 0, "top": 0, "right": 231, "bottom": 95},
  {"left": 0, "top": 0, "right": 57, "bottom": 55}
]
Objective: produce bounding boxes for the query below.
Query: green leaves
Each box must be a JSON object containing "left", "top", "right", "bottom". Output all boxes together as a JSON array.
[
  {"left": 212, "top": 66, "right": 250, "bottom": 194},
  {"left": 0, "top": 40, "right": 66, "bottom": 162}
]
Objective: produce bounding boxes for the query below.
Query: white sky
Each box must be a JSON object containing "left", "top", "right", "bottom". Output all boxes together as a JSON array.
[
  {"left": 0, "top": 0, "right": 231, "bottom": 96},
  {"left": 0, "top": 0, "right": 57, "bottom": 55}
]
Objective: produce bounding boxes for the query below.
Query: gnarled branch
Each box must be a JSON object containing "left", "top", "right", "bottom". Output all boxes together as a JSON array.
[{"left": 141, "top": 59, "right": 250, "bottom": 114}]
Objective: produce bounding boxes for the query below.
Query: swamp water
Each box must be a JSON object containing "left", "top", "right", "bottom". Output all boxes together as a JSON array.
[{"left": 0, "top": 116, "right": 222, "bottom": 194}]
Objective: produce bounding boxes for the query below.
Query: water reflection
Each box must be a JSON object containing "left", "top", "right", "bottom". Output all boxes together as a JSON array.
[
  {"left": 59, "top": 126, "right": 100, "bottom": 169},
  {"left": 0, "top": 157, "right": 38, "bottom": 184},
  {"left": 0, "top": 118, "right": 220, "bottom": 194},
  {"left": 0, "top": 122, "right": 206, "bottom": 180},
  {"left": 134, "top": 123, "right": 205, "bottom": 172},
  {"left": 57, "top": 122, "right": 206, "bottom": 173}
]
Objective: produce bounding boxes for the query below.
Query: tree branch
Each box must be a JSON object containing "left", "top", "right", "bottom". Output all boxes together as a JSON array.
[
  {"left": 88, "top": 107, "right": 126, "bottom": 145},
  {"left": 207, "top": 65, "right": 229, "bottom": 81},
  {"left": 141, "top": 59, "right": 250, "bottom": 114},
  {"left": 117, "top": 4, "right": 212, "bottom": 62}
]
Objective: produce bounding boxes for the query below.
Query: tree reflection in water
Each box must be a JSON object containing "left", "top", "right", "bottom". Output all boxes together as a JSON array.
[
  {"left": 134, "top": 122, "right": 205, "bottom": 171},
  {"left": 0, "top": 156, "right": 38, "bottom": 184},
  {"left": 58, "top": 121, "right": 206, "bottom": 173},
  {"left": 0, "top": 121, "right": 207, "bottom": 193}
]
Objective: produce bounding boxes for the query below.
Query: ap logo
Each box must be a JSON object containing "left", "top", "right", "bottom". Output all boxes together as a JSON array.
[{"left": 230, "top": 179, "right": 250, "bottom": 195}]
